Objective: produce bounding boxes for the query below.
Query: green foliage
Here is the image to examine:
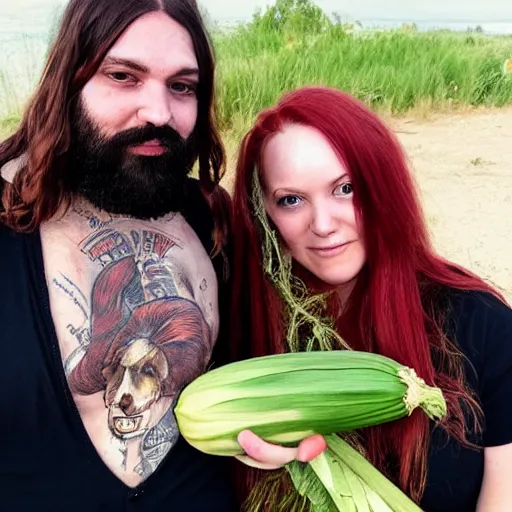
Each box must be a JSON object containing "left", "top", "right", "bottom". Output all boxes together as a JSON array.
[
  {"left": 0, "top": 115, "right": 19, "bottom": 139},
  {"left": 251, "top": 0, "right": 331, "bottom": 36},
  {"left": 212, "top": 2, "right": 512, "bottom": 135}
]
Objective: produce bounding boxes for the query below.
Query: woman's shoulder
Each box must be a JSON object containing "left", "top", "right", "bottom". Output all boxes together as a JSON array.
[
  {"left": 446, "top": 287, "right": 511, "bottom": 317},
  {"left": 440, "top": 287, "right": 512, "bottom": 447},
  {"left": 438, "top": 287, "right": 511, "bottom": 368},
  {"left": 442, "top": 287, "right": 512, "bottom": 350}
]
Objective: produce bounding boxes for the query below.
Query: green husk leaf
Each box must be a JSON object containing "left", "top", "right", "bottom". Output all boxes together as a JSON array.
[
  {"left": 308, "top": 449, "right": 373, "bottom": 512},
  {"left": 286, "top": 459, "right": 340, "bottom": 512},
  {"left": 308, "top": 450, "right": 353, "bottom": 509},
  {"left": 308, "top": 450, "right": 352, "bottom": 498},
  {"left": 364, "top": 486, "right": 394, "bottom": 512},
  {"left": 325, "top": 434, "right": 423, "bottom": 512},
  {"left": 339, "top": 463, "right": 371, "bottom": 512}
]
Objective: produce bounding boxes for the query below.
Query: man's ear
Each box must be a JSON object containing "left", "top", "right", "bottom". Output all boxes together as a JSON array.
[{"left": 0, "top": 152, "right": 27, "bottom": 183}]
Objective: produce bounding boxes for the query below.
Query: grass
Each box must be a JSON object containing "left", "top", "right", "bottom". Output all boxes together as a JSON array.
[
  {"left": 0, "top": 116, "right": 20, "bottom": 139},
  {"left": 0, "top": 67, "right": 25, "bottom": 137},
  {"left": 1, "top": 1, "right": 512, "bottom": 143},
  {"left": 0, "top": 32, "right": 48, "bottom": 138},
  {"left": 213, "top": 25, "right": 512, "bottom": 139}
]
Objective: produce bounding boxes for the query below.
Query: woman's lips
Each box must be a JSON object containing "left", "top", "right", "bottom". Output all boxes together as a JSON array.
[{"left": 309, "top": 242, "right": 351, "bottom": 257}]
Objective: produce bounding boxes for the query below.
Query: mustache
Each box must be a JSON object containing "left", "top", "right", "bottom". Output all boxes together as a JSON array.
[{"left": 106, "top": 124, "right": 187, "bottom": 149}]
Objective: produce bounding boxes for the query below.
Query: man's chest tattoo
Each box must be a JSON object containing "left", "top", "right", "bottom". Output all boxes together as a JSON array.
[{"left": 45, "top": 216, "right": 218, "bottom": 485}]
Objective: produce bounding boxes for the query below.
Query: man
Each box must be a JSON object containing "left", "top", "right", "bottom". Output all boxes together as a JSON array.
[
  {"left": 0, "top": 0, "right": 239, "bottom": 509},
  {"left": 0, "top": 1, "right": 323, "bottom": 509}
]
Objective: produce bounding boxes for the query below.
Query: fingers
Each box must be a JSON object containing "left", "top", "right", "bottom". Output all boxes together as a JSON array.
[
  {"left": 297, "top": 434, "right": 327, "bottom": 462},
  {"left": 234, "top": 454, "right": 283, "bottom": 470},
  {"left": 237, "top": 430, "right": 299, "bottom": 468},
  {"left": 235, "top": 430, "right": 328, "bottom": 470}
]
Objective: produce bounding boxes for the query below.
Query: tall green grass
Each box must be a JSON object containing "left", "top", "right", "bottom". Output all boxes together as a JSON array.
[
  {"left": 213, "top": 15, "right": 512, "bottom": 135},
  {"left": 0, "top": 33, "right": 49, "bottom": 137},
  {"left": 1, "top": 0, "right": 512, "bottom": 139}
]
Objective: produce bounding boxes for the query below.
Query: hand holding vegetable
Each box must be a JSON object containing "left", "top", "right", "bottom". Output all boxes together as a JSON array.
[
  {"left": 235, "top": 429, "right": 327, "bottom": 469},
  {"left": 174, "top": 350, "right": 447, "bottom": 511}
]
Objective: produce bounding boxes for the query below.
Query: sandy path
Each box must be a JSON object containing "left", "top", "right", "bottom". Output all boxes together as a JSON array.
[
  {"left": 391, "top": 108, "right": 512, "bottom": 302},
  {"left": 223, "top": 107, "right": 512, "bottom": 302}
]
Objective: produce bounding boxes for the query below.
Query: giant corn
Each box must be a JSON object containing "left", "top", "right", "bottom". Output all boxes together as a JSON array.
[{"left": 174, "top": 350, "right": 446, "bottom": 456}]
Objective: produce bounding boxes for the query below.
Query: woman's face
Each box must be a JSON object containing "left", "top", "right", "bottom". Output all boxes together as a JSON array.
[{"left": 262, "top": 124, "right": 366, "bottom": 289}]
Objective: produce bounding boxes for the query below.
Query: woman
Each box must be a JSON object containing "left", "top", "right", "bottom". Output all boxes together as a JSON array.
[{"left": 230, "top": 86, "right": 512, "bottom": 511}]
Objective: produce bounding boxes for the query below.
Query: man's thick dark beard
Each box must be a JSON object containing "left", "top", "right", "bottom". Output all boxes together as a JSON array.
[{"left": 67, "top": 102, "right": 198, "bottom": 220}]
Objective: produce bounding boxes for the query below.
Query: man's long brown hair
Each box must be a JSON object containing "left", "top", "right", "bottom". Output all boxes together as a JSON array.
[{"left": 0, "top": 0, "right": 230, "bottom": 255}]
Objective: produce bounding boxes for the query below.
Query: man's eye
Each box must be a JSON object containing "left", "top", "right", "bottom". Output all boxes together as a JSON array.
[
  {"left": 170, "top": 82, "right": 196, "bottom": 94},
  {"left": 109, "top": 72, "right": 131, "bottom": 82}
]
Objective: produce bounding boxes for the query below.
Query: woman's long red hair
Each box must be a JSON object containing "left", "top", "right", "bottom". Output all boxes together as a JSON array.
[{"left": 229, "top": 86, "right": 505, "bottom": 506}]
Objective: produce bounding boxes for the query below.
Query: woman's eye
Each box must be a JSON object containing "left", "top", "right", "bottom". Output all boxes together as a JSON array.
[
  {"left": 277, "top": 195, "right": 302, "bottom": 208},
  {"left": 335, "top": 182, "right": 353, "bottom": 197}
]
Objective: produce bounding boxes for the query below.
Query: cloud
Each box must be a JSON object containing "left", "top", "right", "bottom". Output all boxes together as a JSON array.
[{"left": 200, "top": 0, "right": 511, "bottom": 22}]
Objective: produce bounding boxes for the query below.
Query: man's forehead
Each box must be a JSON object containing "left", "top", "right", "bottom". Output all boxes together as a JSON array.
[{"left": 103, "top": 11, "right": 198, "bottom": 74}]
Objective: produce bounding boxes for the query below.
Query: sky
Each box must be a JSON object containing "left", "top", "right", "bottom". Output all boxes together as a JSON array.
[
  {"left": 200, "top": 0, "right": 511, "bottom": 22},
  {"left": 7, "top": 0, "right": 511, "bottom": 24}
]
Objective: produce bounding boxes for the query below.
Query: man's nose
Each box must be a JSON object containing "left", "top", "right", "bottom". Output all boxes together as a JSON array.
[{"left": 137, "top": 84, "right": 173, "bottom": 126}]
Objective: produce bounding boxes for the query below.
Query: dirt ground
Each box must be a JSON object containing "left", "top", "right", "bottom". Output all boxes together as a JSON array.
[{"left": 222, "top": 107, "right": 512, "bottom": 302}]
